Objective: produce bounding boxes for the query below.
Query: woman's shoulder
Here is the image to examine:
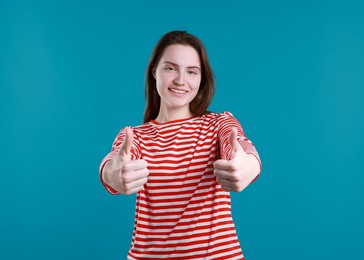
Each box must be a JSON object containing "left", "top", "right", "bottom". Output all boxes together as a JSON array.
[
  {"left": 202, "top": 111, "right": 236, "bottom": 121},
  {"left": 131, "top": 122, "right": 155, "bottom": 134}
]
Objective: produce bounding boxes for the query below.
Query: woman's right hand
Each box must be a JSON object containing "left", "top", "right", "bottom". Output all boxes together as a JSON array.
[{"left": 102, "top": 127, "right": 149, "bottom": 195}]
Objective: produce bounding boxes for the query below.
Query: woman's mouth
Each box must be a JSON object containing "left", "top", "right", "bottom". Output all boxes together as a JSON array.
[{"left": 169, "top": 88, "right": 188, "bottom": 95}]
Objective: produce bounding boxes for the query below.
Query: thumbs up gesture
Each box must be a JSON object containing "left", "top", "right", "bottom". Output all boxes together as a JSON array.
[
  {"left": 213, "top": 128, "right": 260, "bottom": 192},
  {"left": 102, "top": 127, "right": 149, "bottom": 195}
]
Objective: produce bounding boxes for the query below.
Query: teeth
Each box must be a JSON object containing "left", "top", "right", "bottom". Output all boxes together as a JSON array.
[{"left": 170, "top": 88, "right": 187, "bottom": 94}]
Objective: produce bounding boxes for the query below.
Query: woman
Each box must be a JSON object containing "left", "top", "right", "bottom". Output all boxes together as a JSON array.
[{"left": 100, "top": 30, "right": 261, "bottom": 260}]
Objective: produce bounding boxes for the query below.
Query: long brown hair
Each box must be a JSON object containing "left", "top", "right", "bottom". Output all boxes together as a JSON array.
[{"left": 143, "top": 30, "right": 215, "bottom": 123}]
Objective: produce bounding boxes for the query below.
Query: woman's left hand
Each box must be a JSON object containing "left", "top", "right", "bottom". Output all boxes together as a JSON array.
[{"left": 213, "top": 128, "right": 260, "bottom": 192}]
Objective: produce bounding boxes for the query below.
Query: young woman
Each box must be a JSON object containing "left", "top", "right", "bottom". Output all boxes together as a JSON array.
[{"left": 100, "top": 30, "right": 262, "bottom": 260}]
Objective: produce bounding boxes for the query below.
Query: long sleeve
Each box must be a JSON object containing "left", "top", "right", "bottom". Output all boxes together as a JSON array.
[{"left": 217, "top": 112, "right": 262, "bottom": 174}]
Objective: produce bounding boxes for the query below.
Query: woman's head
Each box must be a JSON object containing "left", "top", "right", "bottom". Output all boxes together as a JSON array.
[{"left": 144, "top": 30, "right": 215, "bottom": 123}]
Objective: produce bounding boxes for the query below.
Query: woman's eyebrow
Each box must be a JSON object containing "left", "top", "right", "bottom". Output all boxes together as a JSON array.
[{"left": 163, "top": 61, "right": 201, "bottom": 70}]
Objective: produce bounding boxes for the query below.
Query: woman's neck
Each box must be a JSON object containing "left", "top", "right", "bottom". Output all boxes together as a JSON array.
[{"left": 155, "top": 107, "right": 193, "bottom": 123}]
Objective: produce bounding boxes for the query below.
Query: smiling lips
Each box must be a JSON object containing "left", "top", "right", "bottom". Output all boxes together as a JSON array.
[{"left": 169, "top": 88, "right": 188, "bottom": 95}]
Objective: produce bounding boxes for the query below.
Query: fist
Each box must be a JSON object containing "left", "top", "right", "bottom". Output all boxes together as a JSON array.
[
  {"left": 103, "top": 127, "right": 149, "bottom": 195},
  {"left": 214, "top": 127, "right": 260, "bottom": 192}
]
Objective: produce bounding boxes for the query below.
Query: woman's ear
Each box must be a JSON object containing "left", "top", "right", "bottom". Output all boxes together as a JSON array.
[{"left": 152, "top": 69, "right": 156, "bottom": 79}]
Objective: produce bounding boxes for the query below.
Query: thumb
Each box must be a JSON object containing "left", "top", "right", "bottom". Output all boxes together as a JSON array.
[
  {"left": 228, "top": 127, "right": 241, "bottom": 159},
  {"left": 118, "top": 127, "right": 134, "bottom": 161}
]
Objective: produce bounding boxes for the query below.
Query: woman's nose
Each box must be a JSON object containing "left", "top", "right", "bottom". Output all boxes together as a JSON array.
[{"left": 173, "top": 73, "right": 185, "bottom": 86}]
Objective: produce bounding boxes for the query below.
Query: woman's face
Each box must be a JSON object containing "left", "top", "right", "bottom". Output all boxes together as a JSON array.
[{"left": 154, "top": 44, "right": 202, "bottom": 116}]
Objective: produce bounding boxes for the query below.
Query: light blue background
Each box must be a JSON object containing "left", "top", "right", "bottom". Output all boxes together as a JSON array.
[{"left": 1, "top": 0, "right": 363, "bottom": 259}]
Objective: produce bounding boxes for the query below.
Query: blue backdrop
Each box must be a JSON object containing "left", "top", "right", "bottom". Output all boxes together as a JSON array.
[{"left": 1, "top": 0, "right": 363, "bottom": 259}]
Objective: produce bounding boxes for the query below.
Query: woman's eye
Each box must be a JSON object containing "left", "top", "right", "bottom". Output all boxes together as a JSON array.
[
  {"left": 164, "top": 66, "right": 175, "bottom": 71},
  {"left": 188, "top": 70, "right": 198, "bottom": 75}
]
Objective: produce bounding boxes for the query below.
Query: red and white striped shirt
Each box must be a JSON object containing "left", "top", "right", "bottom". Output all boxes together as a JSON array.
[{"left": 100, "top": 112, "right": 261, "bottom": 260}]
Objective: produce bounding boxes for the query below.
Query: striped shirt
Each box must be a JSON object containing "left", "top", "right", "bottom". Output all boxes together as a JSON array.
[{"left": 100, "top": 112, "right": 261, "bottom": 260}]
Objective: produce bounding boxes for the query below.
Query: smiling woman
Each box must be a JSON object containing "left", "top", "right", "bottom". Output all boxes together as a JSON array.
[
  {"left": 154, "top": 44, "right": 202, "bottom": 122},
  {"left": 144, "top": 31, "right": 215, "bottom": 124},
  {"left": 99, "top": 30, "right": 262, "bottom": 260}
]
